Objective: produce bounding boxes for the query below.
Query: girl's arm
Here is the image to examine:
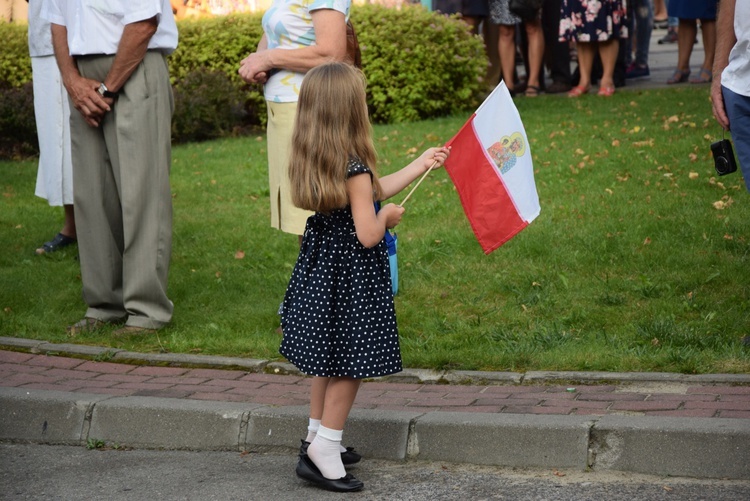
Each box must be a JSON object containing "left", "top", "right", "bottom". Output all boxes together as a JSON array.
[
  {"left": 238, "top": 10, "right": 347, "bottom": 83},
  {"left": 348, "top": 174, "right": 405, "bottom": 248},
  {"left": 379, "top": 147, "right": 450, "bottom": 200}
]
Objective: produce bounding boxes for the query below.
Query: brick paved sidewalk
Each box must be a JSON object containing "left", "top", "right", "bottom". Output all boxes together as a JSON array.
[{"left": 3, "top": 349, "right": 749, "bottom": 420}]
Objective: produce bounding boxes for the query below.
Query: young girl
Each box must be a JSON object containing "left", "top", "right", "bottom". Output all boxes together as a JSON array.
[{"left": 280, "top": 62, "right": 450, "bottom": 492}]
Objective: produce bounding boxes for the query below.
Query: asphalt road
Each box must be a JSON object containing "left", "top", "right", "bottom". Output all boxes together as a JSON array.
[{"left": 1, "top": 444, "right": 749, "bottom": 500}]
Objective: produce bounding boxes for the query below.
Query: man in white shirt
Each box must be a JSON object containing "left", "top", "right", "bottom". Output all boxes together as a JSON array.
[
  {"left": 711, "top": 0, "right": 750, "bottom": 194},
  {"left": 42, "top": 0, "right": 178, "bottom": 336}
]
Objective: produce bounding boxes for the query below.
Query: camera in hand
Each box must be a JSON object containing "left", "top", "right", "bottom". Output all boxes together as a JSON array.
[{"left": 711, "top": 139, "right": 737, "bottom": 176}]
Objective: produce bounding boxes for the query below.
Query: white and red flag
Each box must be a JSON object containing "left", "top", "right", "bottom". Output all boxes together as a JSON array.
[{"left": 444, "top": 82, "right": 540, "bottom": 254}]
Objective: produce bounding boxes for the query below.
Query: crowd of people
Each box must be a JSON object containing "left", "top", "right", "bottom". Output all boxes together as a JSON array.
[
  {"left": 3, "top": 0, "right": 748, "bottom": 494},
  {"left": 434, "top": 0, "right": 724, "bottom": 97}
]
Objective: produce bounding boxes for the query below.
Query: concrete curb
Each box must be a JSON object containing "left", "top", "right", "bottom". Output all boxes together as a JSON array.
[
  {"left": 2, "top": 387, "right": 748, "bottom": 480},
  {"left": 3, "top": 336, "right": 750, "bottom": 386}
]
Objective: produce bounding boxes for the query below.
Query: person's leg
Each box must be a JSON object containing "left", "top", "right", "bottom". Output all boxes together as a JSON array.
[
  {"left": 107, "top": 52, "right": 174, "bottom": 329},
  {"left": 598, "top": 39, "right": 620, "bottom": 94},
  {"left": 675, "top": 18, "right": 695, "bottom": 72},
  {"left": 307, "top": 376, "right": 328, "bottom": 435},
  {"left": 667, "top": 18, "right": 695, "bottom": 82},
  {"left": 542, "top": 0, "right": 571, "bottom": 92},
  {"left": 32, "top": 56, "right": 77, "bottom": 253},
  {"left": 463, "top": 15, "right": 482, "bottom": 35},
  {"left": 571, "top": 41, "right": 594, "bottom": 93},
  {"left": 690, "top": 18, "right": 715, "bottom": 82},
  {"left": 654, "top": 0, "right": 667, "bottom": 22},
  {"left": 634, "top": 0, "right": 653, "bottom": 68},
  {"left": 484, "top": 21, "right": 501, "bottom": 85},
  {"left": 722, "top": 87, "right": 750, "bottom": 193},
  {"left": 266, "top": 101, "right": 310, "bottom": 236},
  {"left": 69, "top": 59, "right": 126, "bottom": 323},
  {"left": 523, "top": 18, "right": 544, "bottom": 95},
  {"left": 498, "top": 23, "right": 518, "bottom": 91},
  {"left": 308, "top": 376, "right": 362, "bottom": 479},
  {"left": 62, "top": 204, "right": 76, "bottom": 238}
]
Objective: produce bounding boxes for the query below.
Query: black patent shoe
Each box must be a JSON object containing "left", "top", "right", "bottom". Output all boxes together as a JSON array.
[
  {"left": 295, "top": 454, "right": 364, "bottom": 492},
  {"left": 300, "top": 439, "right": 362, "bottom": 465}
]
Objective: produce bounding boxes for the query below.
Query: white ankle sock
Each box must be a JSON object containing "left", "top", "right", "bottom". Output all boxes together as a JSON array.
[
  {"left": 305, "top": 418, "right": 347, "bottom": 453},
  {"left": 305, "top": 418, "right": 321, "bottom": 443},
  {"left": 307, "top": 425, "right": 345, "bottom": 479}
]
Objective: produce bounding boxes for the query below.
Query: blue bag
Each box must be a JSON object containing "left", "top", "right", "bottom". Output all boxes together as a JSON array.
[
  {"left": 384, "top": 230, "right": 398, "bottom": 296},
  {"left": 374, "top": 202, "right": 398, "bottom": 295}
]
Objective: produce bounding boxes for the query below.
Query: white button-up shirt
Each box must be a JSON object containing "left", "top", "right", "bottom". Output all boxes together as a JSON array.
[
  {"left": 28, "top": 0, "right": 54, "bottom": 58},
  {"left": 41, "top": 0, "right": 178, "bottom": 57}
]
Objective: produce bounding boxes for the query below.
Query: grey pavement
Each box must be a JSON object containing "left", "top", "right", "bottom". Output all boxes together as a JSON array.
[
  {"left": 0, "top": 27, "right": 745, "bottom": 490},
  {"left": 1, "top": 335, "right": 749, "bottom": 482},
  {"left": 3, "top": 443, "right": 750, "bottom": 500}
]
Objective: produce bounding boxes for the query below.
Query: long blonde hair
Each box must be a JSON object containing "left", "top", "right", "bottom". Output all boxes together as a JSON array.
[{"left": 289, "top": 62, "right": 381, "bottom": 213}]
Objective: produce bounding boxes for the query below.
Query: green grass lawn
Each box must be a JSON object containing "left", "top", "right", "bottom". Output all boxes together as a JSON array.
[{"left": 1, "top": 86, "right": 749, "bottom": 374}]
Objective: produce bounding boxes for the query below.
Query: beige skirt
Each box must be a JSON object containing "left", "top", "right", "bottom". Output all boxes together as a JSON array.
[{"left": 266, "top": 100, "right": 313, "bottom": 235}]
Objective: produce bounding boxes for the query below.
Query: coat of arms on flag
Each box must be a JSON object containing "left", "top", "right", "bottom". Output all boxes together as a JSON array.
[{"left": 444, "top": 82, "right": 541, "bottom": 254}]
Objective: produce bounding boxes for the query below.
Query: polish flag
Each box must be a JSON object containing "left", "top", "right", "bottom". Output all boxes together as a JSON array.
[{"left": 444, "top": 82, "right": 540, "bottom": 254}]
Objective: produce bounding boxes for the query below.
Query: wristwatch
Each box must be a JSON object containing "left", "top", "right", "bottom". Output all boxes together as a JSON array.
[{"left": 97, "top": 83, "right": 118, "bottom": 98}]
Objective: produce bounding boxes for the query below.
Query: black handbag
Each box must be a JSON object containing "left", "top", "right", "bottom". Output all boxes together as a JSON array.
[{"left": 509, "top": 0, "right": 543, "bottom": 21}]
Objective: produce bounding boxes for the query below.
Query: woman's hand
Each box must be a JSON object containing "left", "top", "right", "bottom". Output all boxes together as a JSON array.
[
  {"left": 419, "top": 146, "right": 451, "bottom": 171},
  {"left": 238, "top": 51, "right": 271, "bottom": 84}
]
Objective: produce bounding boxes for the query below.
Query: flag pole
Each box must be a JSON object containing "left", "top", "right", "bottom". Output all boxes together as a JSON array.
[{"left": 399, "top": 160, "right": 438, "bottom": 207}]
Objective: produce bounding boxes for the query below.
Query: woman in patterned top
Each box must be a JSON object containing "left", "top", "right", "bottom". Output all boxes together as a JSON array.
[
  {"left": 238, "top": 0, "right": 351, "bottom": 239},
  {"left": 281, "top": 62, "right": 449, "bottom": 492}
]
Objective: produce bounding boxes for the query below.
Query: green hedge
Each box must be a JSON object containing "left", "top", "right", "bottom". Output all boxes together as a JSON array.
[
  {"left": 355, "top": 4, "right": 487, "bottom": 122},
  {"left": 0, "top": 5, "right": 486, "bottom": 151},
  {"left": 0, "top": 22, "right": 32, "bottom": 87}
]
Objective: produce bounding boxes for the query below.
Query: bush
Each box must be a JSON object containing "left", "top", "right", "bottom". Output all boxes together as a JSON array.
[
  {"left": 0, "top": 82, "right": 38, "bottom": 158},
  {"left": 354, "top": 4, "right": 487, "bottom": 122},
  {"left": 172, "top": 69, "right": 246, "bottom": 143},
  {"left": 0, "top": 5, "right": 487, "bottom": 153},
  {"left": 168, "top": 13, "right": 267, "bottom": 128},
  {"left": 0, "top": 22, "right": 31, "bottom": 87}
]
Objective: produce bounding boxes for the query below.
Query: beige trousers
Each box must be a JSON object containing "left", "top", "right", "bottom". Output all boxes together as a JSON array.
[
  {"left": 70, "top": 52, "right": 174, "bottom": 329},
  {"left": 266, "top": 100, "right": 313, "bottom": 235}
]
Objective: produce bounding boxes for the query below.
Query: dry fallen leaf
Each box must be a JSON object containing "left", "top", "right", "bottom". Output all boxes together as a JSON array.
[
  {"left": 643, "top": 237, "right": 651, "bottom": 245},
  {"left": 689, "top": 172, "right": 699, "bottom": 179},
  {"left": 713, "top": 200, "right": 726, "bottom": 210},
  {"left": 235, "top": 250, "right": 245, "bottom": 259}
]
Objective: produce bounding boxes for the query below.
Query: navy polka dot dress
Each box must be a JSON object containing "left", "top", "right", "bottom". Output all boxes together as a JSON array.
[{"left": 279, "top": 159, "right": 402, "bottom": 379}]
